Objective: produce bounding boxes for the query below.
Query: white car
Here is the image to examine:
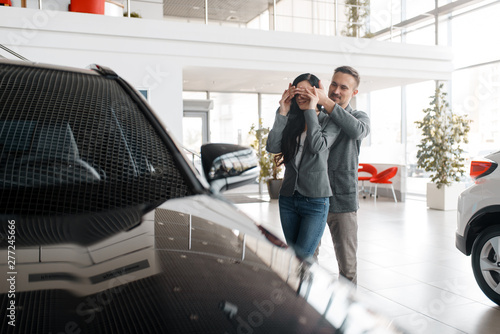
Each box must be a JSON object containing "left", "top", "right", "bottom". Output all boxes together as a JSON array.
[{"left": 456, "top": 150, "right": 500, "bottom": 304}]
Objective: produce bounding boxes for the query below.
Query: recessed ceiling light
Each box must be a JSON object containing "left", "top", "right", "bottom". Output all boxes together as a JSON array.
[{"left": 193, "top": 6, "right": 200, "bottom": 10}]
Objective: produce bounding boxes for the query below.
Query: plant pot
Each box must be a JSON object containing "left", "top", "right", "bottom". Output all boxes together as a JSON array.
[
  {"left": 267, "top": 179, "right": 282, "bottom": 200},
  {"left": 426, "top": 182, "right": 466, "bottom": 211}
]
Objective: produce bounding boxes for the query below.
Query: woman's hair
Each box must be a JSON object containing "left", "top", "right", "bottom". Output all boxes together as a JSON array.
[{"left": 275, "top": 73, "right": 321, "bottom": 167}]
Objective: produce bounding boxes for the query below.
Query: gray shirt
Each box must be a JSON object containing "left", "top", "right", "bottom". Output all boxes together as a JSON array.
[{"left": 266, "top": 108, "right": 340, "bottom": 198}]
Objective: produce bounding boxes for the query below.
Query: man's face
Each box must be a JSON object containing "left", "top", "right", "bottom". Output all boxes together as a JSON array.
[{"left": 328, "top": 72, "right": 358, "bottom": 109}]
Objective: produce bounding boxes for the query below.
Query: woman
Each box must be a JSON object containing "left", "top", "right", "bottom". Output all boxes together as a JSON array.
[{"left": 266, "top": 73, "right": 339, "bottom": 260}]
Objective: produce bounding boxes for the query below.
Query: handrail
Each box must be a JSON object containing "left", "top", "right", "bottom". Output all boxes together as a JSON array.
[
  {"left": 182, "top": 146, "right": 200, "bottom": 158},
  {"left": 0, "top": 44, "right": 29, "bottom": 61},
  {"left": 182, "top": 146, "right": 201, "bottom": 166}
]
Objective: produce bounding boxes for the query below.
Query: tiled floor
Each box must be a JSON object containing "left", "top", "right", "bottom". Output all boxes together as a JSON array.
[{"left": 224, "top": 186, "right": 500, "bottom": 334}]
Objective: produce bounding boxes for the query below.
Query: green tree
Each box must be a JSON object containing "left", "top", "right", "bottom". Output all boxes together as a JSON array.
[{"left": 415, "top": 84, "right": 471, "bottom": 188}]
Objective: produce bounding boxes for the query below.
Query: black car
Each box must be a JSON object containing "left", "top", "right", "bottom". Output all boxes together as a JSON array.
[{"left": 0, "top": 59, "right": 403, "bottom": 333}]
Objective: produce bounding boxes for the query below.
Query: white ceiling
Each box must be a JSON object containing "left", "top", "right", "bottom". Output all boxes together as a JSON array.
[{"left": 182, "top": 66, "right": 433, "bottom": 95}]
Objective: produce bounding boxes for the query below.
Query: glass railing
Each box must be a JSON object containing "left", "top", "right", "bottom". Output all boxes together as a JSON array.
[
  {"left": 6, "top": 0, "right": 372, "bottom": 38},
  {"left": 8, "top": 0, "right": 491, "bottom": 45}
]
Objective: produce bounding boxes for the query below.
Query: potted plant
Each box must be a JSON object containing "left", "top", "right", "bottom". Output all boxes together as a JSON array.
[
  {"left": 343, "top": 0, "right": 371, "bottom": 38},
  {"left": 249, "top": 120, "right": 283, "bottom": 199},
  {"left": 415, "top": 83, "right": 471, "bottom": 210}
]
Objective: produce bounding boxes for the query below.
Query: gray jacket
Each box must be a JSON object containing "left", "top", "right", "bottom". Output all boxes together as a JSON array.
[
  {"left": 327, "top": 103, "right": 370, "bottom": 213},
  {"left": 266, "top": 108, "right": 340, "bottom": 198}
]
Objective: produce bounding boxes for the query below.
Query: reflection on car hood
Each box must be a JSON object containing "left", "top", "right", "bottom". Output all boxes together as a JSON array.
[{"left": 0, "top": 194, "right": 404, "bottom": 334}]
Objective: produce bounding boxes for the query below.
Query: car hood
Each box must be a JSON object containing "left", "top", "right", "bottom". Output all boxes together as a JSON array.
[{"left": 0, "top": 194, "right": 402, "bottom": 334}]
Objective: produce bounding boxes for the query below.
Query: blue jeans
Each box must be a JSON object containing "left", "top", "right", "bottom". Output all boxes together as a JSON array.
[{"left": 278, "top": 192, "right": 329, "bottom": 259}]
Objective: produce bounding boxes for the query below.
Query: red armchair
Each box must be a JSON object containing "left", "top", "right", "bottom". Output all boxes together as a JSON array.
[
  {"left": 358, "top": 163, "right": 377, "bottom": 199},
  {"left": 370, "top": 167, "right": 398, "bottom": 202}
]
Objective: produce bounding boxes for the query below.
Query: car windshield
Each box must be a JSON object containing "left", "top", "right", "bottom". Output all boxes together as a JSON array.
[{"left": 0, "top": 63, "right": 193, "bottom": 217}]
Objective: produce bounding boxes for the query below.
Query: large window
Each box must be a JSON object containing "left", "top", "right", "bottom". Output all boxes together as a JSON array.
[
  {"left": 261, "top": 94, "right": 282, "bottom": 129},
  {"left": 274, "top": 0, "right": 339, "bottom": 36},
  {"left": 360, "top": 87, "right": 403, "bottom": 164},
  {"left": 182, "top": 92, "right": 283, "bottom": 148},
  {"left": 369, "top": 0, "right": 402, "bottom": 34},
  {"left": 405, "top": 80, "right": 435, "bottom": 194},
  {"left": 451, "top": 1, "right": 500, "bottom": 69},
  {"left": 208, "top": 93, "right": 259, "bottom": 146},
  {"left": 453, "top": 63, "right": 500, "bottom": 158},
  {"left": 451, "top": 1, "right": 500, "bottom": 157},
  {"left": 406, "top": 0, "right": 435, "bottom": 18}
]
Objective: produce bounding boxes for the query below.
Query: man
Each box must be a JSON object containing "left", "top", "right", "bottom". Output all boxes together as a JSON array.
[{"left": 315, "top": 66, "right": 370, "bottom": 285}]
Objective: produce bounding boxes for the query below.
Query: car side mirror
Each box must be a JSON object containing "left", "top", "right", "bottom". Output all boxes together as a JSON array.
[{"left": 200, "top": 143, "right": 259, "bottom": 193}]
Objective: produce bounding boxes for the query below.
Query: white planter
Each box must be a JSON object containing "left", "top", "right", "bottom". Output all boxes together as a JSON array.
[{"left": 426, "top": 182, "right": 466, "bottom": 211}]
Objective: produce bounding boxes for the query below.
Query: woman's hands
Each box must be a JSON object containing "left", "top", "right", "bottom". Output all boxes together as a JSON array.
[
  {"left": 279, "top": 83, "right": 295, "bottom": 116},
  {"left": 302, "top": 86, "right": 319, "bottom": 111},
  {"left": 279, "top": 84, "right": 320, "bottom": 115}
]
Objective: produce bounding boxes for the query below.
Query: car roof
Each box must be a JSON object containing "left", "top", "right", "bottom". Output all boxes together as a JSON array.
[{"left": 0, "top": 58, "right": 99, "bottom": 76}]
